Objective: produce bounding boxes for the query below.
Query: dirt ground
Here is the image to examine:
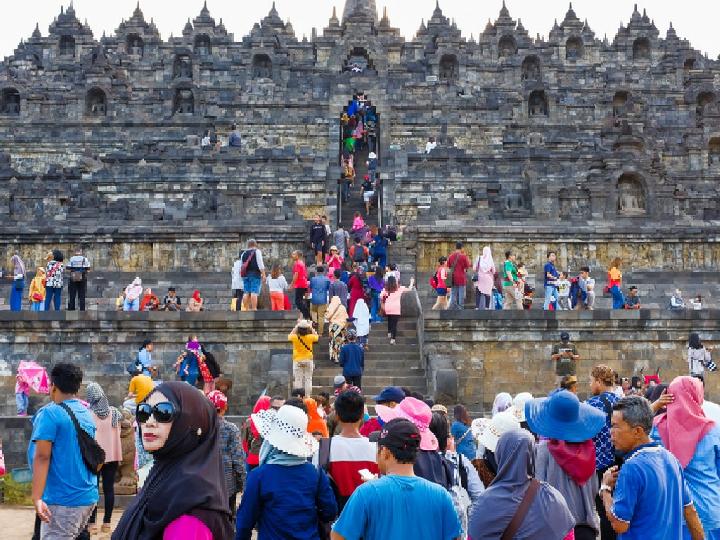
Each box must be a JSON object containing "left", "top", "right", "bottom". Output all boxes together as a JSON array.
[{"left": 0, "top": 506, "right": 121, "bottom": 539}]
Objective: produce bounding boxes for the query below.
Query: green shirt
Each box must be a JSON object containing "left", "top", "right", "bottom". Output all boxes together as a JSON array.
[
  {"left": 552, "top": 342, "right": 578, "bottom": 376},
  {"left": 502, "top": 260, "right": 518, "bottom": 287}
]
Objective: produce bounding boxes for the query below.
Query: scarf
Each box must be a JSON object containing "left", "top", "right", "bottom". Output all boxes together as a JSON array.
[
  {"left": 192, "top": 290, "right": 202, "bottom": 303},
  {"left": 86, "top": 382, "right": 122, "bottom": 427},
  {"left": 327, "top": 296, "right": 349, "bottom": 326},
  {"left": 250, "top": 396, "right": 272, "bottom": 439},
  {"left": 112, "top": 382, "right": 233, "bottom": 540},
  {"left": 468, "top": 430, "right": 575, "bottom": 540},
  {"left": 259, "top": 440, "right": 308, "bottom": 467},
  {"left": 654, "top": 376, "right": 716, "bottom": 467},
  {"left": 304, "top": 398, "right": 329, "bottom": 438},
  {"left": 352, "top": 299, "right": 370, "bottom": 335},
  {"left": 548, "top": 439, "right": 596, "bottom": 486},
  {"left": 478, "top": 246, "right": 495, "bottom": 274},
  {"left": 492, "top": 392, "right": 513, "bottom": 417},
  {"left": 11, "top": 254, "right": 26, "bottom": 277}
]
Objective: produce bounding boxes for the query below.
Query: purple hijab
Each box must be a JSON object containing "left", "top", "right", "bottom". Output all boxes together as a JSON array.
[{"left": 468, "top": 429, "right": 574, "bottom": 540}]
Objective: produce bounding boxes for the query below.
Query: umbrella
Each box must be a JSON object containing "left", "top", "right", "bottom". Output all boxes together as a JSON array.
[{"left": 17, "top": 361, "right": 49, "bottom": 394}]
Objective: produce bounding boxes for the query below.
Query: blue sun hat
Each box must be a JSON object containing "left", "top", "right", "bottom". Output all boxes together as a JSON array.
[{"left": 524, "top": 390, "right": 605, "bottom": 442}]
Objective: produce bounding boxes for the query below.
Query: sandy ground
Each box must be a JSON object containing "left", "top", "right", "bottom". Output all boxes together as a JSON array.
[{"left": 0, "top": 506, "right": 121, "bottom": 539}]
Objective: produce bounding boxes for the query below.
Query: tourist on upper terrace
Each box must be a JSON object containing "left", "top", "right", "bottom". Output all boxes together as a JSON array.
[
  {"left": 236, "top": 405, "right": 337, "bottom": 540},
  {"left": 333, "top": 224, "right": 351, "bottom": 259},
  {"left": 309, "top": 266, "right": 331, "bottom": 335},
  {"left": 28, "top": 266, "right": 46, "bottom": 312},
  {"left": 608, "top": 257, "right": 625, "bottom": 309},
  {"left": 670, "top": 289, "right": 686, "bottom": 310},
  {"left": 325, "top": 246, "right": 344, "bottom": 280},
  {"left": 66, "top": 248, "right": 91, "bottom": 311},
  {"left": 267, "top": 265, "right": 288, "bottom": 312},
  {"left": 528, "top": 391, "right": 606, "bottom": 540},
  {"left": 288, "top": 320, "right": 319, "bottom": 398},
  {"left": 85, "top": 382, "right": 122, "bottom": 535},
  {"left": 228, "top": 124, "right": 242, "bottom": 148},
  {"left": 310, "top": 215, "right": 327, "bottom": 266},
  {"left": 624, "top": 286, "right": 641, "bottom": 310},
  {"left": 599, "top": 396, "right": 705, "bottom": 540},
  {"left": 122, "top": 277, "right": 143, "bottom": 312},
  {"left": 689, "top": 295, "right": 703, "bottom": 310},
  {"left": 240, "top": 239, "right": 265, "bottom": 311},
  {"left": 431, "top": 256, "right": 449, "bottom": 311},
  {"left": 501, "top": 251, "right": 522, "bottom": 310},
  {"left": 139, "top": 288, "right": 160, "bottom": 311},
  {"left": 161, "top": 287, "right": 182, "bottom": 312},
  {"left": 473, "top": 246, "right": 495, "bottom": 310},
  {"left": 578, "top": 266, "right": 596, "bottom": 310},
  {"left": 186, "top": 289, "right": 204, "bottom": 311},
  {"left": 543, "top": 251, "right": 560, "bottom": 310},
  {"left": 688, "top": 332, "right": 713, "bottom": 378},
  {"left": 652, "top": 376, "right": 720, "bottom": 538},
  {"left": 556, "top": 271, "right": 571, "bottom": 310},
  {"left": 9, "top": 253, "right": 26, "bottom": 311},
  {"left": 44, "top": 250, "right": 65, "bottom": 311},
  {"left": 380, "top": 275, "right": 415, "bottom": 345},
  {"left": 290, "top": 250, "right": 311, "bottom": 320},
  {"left": 327, "top": 295, "right": 349, "bottom": 364},
  {"left": 467, "top": 429, "right": 575, "bottom": 540},
  {"left": 425, "top": 136, "right": 437, "bottom": 154},
  {"left": 551, "top": 331, "right": 580, "bottom": 386},
  {"left": 447, "top": 242, "right": 471, "bottom": 310},
  {"left": 114, "top": 382, "right": 234, "bottom": 539},
  {"left": 231, "top": 252, "right": 244, "bottom": 311}
]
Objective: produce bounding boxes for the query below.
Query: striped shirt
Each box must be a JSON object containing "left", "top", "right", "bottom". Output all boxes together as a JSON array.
[{"left": 327, "top": 436, "right": 379, "bottom": 509}]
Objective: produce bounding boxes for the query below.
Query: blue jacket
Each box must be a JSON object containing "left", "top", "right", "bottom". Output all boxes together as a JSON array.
[
  {"left": 235, "top": 463, "right": 337, "bottom": 540},
  {"left": 339, "top": 342, "right": 365, "bottom": 377}
]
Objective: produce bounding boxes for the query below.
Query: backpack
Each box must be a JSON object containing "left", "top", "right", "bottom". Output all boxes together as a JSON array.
[
  {"left": 429, "top": 271, "right": 440, "bottom": 290},
  {"left": 351, "top": 245, "right": 367, "bottom": 263},
  {"left": 444, "top": 453, "right": 472, "bottom": 537},
  {"left": 240, "top": 250, "right": 256, "bottom": 278}
]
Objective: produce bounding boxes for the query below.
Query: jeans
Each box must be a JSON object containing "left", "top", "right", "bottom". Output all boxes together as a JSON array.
[
  {"left": 475, "top": 291, "right": 491, "bottom": 309},
  {"left": 295, "top": 288, "right": 310, "bottom": 319},
  {"left": 67, "top": 279, "right": 87, "bottom": 311},
  {"left": 374, "top": 252, "right": 387, "bottom": 269},
  {"left": 10, "top": 278, "right": 24, "bottom": 311},
  {"left": 370, "top": 290, "right": 382, "bottom": 321},
  {"left": 31, "top": 301, "right": 44, "bottom": 312},
  {"left": 16, "top": 391, "right": 28, "bottom": 414},
  {"left": 543, "top": 285, "right": 559, "bottom": 310},
  {"left": 123, "top": 298, "right": 139, "bottom": 311},
  {"left": 89, "top": 461, "right": 119, "bottom": 524},
  {"left": 450, "top": 285, "right": 466, "bottom": 309},
  {"left": 40, "top": 504, "right": 95, "bottom": 540},
  {"left": 387, "top": 314, "right": 400, "bottom": 339},
  {"left": 611, "top": 285, "right": 625, "bottom": 310},
  {"left": 44, "top": 286, "right": 62, "bottom": 311}
]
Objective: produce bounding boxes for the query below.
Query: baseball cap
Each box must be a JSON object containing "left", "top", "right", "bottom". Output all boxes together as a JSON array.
[
  {"left": 376, "top": 418, "right": 421, "bottom": 452},
  {"left": 560, "top": 331, "right": 570, "bottom": 341},
  {"left": 333, "top": 375, "right": 347, "bottom": 388},
  {"left": 373, "top": 386, "right": 405, "bottom": 404}
]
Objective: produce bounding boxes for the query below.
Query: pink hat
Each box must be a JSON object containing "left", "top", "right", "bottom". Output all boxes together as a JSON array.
[{"left": 376, "top": 397, "right": 438, "bottom": 451}]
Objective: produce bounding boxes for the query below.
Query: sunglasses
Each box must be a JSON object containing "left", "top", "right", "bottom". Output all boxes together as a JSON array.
[{"left": 136, "top": 402, "right": 177, "bottom": 424}]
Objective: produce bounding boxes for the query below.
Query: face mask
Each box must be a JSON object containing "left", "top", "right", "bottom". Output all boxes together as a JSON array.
[{"left": 363, "top": 413, "right": 371, "bottom": 423}]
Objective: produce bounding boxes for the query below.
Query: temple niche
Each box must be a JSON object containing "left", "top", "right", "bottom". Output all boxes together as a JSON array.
[
  {"left": 126, "top": 34, "right": 144, "bottom": 57},
  {"left": 173, "top": 88, "right": 194, "bottom": 114},
  {"left": 528, "top": 90, "right": 548, "bottom": 117},
  {"left": 617, "top": 173, "right": 646, "bottom": 215},
  {"left": 696, "top": 92, "right": 716, "bottom": 128},
  {"left": 85, "top": 88, "right": 107, "bottom": 116},
  {"left": 566, "top": 36, "right": 584, "bottom": 60},
  {"left": 709, "top": 138, "right": 720, "bottom": 165},
  {"left": 1, "top": 88, "right": 20, "bottom": 115},
  {"left": 613, "top": 91, "right": 629, "bottom": 119},
  {"left": 343, "top": 47, "right": 373, "bottom": 74},
  {"left": 521, "top": 55, "right": 540, "bottom": 81},
  {"left": 59, "top": 35, "right": 75, "bottom": 57},
  {"left": 633, "top": 37, "right": 651, "bottom": 60},
  {"left": 559, "top": 187, "right": 591, "bottom": 219},
  {"left": 173, "top": 55, "right": 192, "bottom": 79},
  {"left": 498, "top": 35, "right": 517, "bottom": 58},
  {"left": 252, "top": 54, "right": 272, "bottom": 79},
  {"left": 194, "top": 34, "right": 211, "bottom": 56},
  {"left": 439, "top": 54, "right": 458, "bottom": 83}
]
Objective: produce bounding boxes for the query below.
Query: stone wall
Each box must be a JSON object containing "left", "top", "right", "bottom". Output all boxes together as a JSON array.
[{"left": 424, "top": 310, "right": 720, "bottom": 414}]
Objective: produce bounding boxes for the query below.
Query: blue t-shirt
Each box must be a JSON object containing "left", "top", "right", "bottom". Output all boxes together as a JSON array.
[
  {"left": 332, "top": 475, "right": 461, "bottom": 540},
  {"left": 339, "top": 342, "right": 364, "bottom": 377},
  {"left": 612, "top": 443, "right": 692, "bottom": 540},
  {"left": 138, "top": 348, "right": 152, "bottom": 375},
  {"left": 31, "top": 399, "right": 99, "bottom": 507},
  {"left": 652, "top": 426, "right": 720, "bottom": 532},
  {"left": 309, "top": 275, "right": 331, "bottom": 305},
  {"left": 543, "top": 261, "right": 559, "bottom": 287},
  {"left": 450, "top": 421, "right": 475, "bottom": 462}
]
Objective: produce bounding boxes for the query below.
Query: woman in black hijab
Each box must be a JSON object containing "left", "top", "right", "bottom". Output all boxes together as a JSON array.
[{"left": 112, "top": 382, "right": 233, "bottom": 540}]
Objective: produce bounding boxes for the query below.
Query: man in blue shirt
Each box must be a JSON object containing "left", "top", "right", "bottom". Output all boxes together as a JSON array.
[
  {"left": 31, "top": 362, "right": 98, "bottom": 538},
  {"left": 309, "top": 265, "right": 331, "bottom": 335},
  {"left": 339, "top": 329, "right": 365, "bottom": 389},
  {"left": 331, "top": 418, "right": 461, "bottom": 540},
  {"left": 543, "top": 251, "right": 560, "bottom": 310},
  {"left": 599, "top": 396, "right": 704, "bottom": 540}
]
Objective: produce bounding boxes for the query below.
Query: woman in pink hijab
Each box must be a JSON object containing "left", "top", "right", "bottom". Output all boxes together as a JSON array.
[
  {"left": 473, "top": 246, "right": 495, "bottom": 310},
  {"left": 653, "top": 376, "right": 720, "bottom": 538}
]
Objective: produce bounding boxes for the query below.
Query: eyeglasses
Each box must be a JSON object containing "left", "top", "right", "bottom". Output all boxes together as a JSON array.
[{"left": 136, "top": 402, "right": 177, "bottom": 424}]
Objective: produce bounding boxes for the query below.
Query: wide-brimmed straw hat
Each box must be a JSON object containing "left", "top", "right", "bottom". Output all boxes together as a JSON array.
[
  {"left": 376, "top": 397, "right": 438, "bottom": 451},
  {"left": 525, "top": 391, "right": 605, "bottom": 443},
  {"left": 508, "top": 392, "right": 534, "bottom": 423},
  {"left": 473, "top": 411, "right": 520, "bottom": 453},
  {"left": 251, "top": 405, "right": 318, "bottom": 458}
]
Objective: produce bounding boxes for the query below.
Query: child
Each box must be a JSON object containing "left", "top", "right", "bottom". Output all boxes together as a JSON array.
[
  {"left": 522, "top": 284, "right": 535, "bottom": 310},
  {"left": 386, "top": 264, "right": 400, "bottom": 284},
  {"left": 15, "top": 370, "right": 29, "bottom": 416},
  {"left": 351, "top": 212, "right": 365, "bottom": 232},
  {"left": 28, "top": 267, "right": 46, "bottom": 312},
  {"left": 584, "top": 277, "right": 596, "bottom": 310},
  {"left": 624, "top": 286, "right": 642, "bottom": 310},
  {"left": 267, "top": 265, "right": 288, "bottom": 311},
  {"left": 556, "top": 272, "right": 571, "bottom": 310}
]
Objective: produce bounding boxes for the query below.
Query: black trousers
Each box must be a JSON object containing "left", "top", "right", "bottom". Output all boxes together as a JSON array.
[
  {"left": 387, "top": 314, "right": 400, "bottom": 339},
  {"left": 575, "top": 525, "right": 597, "bottom": 540},
  {"left": 295, "top": 288, "right": 310, "bottom": 319},
  {"left": 346, "top": 375, "right": 362, "bottom": 389},
  {"left": 596, "top": 469, "right": 617, "bottom": 540},
  {"left": 89, "top": 461, "right": 119, "bottom": 524},
  {"left": 67, "top": 279, "right": 87, "bottom": 311}
]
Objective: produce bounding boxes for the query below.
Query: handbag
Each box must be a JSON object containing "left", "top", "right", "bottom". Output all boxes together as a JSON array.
[
  {"left": 445, "top": 453, "right": 472, "bottom": 537},
  {"left": 32, "top": 292, "right": 43, "bottom": 302},
  {"left": 501, "top": 479, "right": 541, "bottom": 540},
  {"left": 58, "top": 402, "right": 105, "bottom": 473},
  {"left": 70, "top": 270, "right": 84, "bottom": 283}
]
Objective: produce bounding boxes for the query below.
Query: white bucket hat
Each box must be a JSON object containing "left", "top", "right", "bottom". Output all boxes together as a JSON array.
[
  {"left": 475, "top": 411, "right": 520, "bottom": 453},
  {"left": 509, "top": 392, "right": 534, "bottom": 423},
  {"left": 251, "top": 405, "right": 318, "bottom": 458}
]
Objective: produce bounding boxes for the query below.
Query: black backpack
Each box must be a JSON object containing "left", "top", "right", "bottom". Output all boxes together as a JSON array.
[{"left": 352, "top": 245, "right": 367, "bottom": 263}]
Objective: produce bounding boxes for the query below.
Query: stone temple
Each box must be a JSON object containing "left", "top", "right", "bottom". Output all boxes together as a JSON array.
[{"left": 0, "top": 1, "right": 719, "bottom": 465}]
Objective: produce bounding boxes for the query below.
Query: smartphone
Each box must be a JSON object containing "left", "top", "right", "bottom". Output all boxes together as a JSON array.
[{"left": 358, "top": 469, "right": 377, "bottom": 482}]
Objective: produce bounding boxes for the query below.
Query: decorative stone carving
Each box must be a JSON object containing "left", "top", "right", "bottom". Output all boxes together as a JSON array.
[
  {"left": 115, "top": 408, "right": 137, "bottom": 495},
  {"left": 617, "top": 174, "right": 646, "bottom": 215},
  {"left": 173, "top": 88, "right": 194, "bottom": 114}
]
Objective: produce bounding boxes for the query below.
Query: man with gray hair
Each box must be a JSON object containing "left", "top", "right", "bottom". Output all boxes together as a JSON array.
[
  {"left": 599, "top": 396, "right": 704, "bottom": 540},
  {"left": 66, "top": 247, "right": 91, "bottom": 311},
  {"left": 239, "top": 239, "right": 265, "bottom": 311}
]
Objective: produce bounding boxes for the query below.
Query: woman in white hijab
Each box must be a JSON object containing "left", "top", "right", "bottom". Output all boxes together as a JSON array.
[
  {"left": 474, "top": 246, "right": 495, "bottom": 310},
  {"left": 353, "top": 298, "right": 371, "bottom": 350},
  {"left": 491, "top": 392, "right": 513, "bottom": 417}
]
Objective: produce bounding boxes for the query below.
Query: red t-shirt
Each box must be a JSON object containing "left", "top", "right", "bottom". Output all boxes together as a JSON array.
[
  {"left": 447, "top": 252, "right": 471, "bottom": 286},
  {"left": 293, "top": 261, "right": 309, "bottom": 289}
]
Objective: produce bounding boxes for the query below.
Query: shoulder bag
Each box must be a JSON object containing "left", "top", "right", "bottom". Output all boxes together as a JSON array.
[
  {"left": 501, "top": 479, "right": 541, "bottom": 540},
  {"left": 58, "top": 402, "right": 105, "bottom": 473}
]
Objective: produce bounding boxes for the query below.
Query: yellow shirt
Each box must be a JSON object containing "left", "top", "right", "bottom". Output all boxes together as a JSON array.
[
  {"left": 129, "top": 374, "right": 154, "bottom": 404},
  {"left": 289, "top": 334, "right": 318, "bottom": 362}
]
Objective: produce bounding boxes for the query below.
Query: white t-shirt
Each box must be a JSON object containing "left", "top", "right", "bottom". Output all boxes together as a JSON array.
[
  {"left": 425, "top": 141, "right": 437, "bottom": 154},
  {"left": 231, "top": 259, "right": 243, "bottom": 290},
  {"left": 556, "top": 279, "right": 571, "bottom": 297},
  {"left": 267, "top": 275, "right": 288, "bottom": 293}
]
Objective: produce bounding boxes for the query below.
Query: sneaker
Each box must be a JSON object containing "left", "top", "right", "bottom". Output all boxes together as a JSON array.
[
  {"left": 390, "top": 338, "right": 396, "bottom": 345},
  {"left": 387, "top": 333, "right": 392, "bottom": 338}
]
